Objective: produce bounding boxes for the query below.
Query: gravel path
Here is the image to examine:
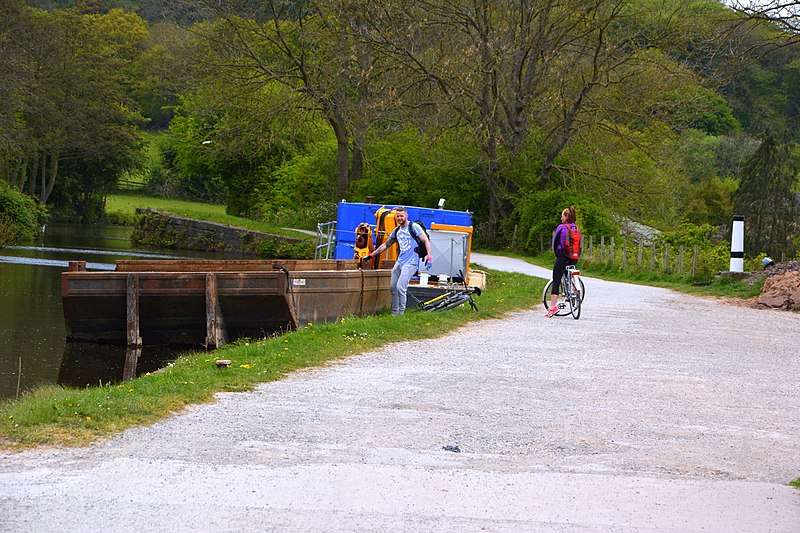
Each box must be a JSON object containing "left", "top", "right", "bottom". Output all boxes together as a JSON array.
[{"left": 1, "top": 253, "right": 799, "bottom": 532}]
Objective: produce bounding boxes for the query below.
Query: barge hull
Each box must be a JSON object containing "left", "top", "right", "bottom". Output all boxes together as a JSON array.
[{"left": 62, "top": 260, "right": 391, "bottom": 347}]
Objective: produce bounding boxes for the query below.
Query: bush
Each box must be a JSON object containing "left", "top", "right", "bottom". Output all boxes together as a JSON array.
[
  {"left": 512, "top": 190, "right": 618, "bottom": 255},
  {"left": 0, "top": 184, "right": 47, "bottom": 245},
  {"left": 258, "top": 238, "right": 315, "bottom": 259}
]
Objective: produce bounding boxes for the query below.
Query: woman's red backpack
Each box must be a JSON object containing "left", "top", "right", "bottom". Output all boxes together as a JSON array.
[{"left": 565, "top": 224, "right": 582, "bottom": 260}]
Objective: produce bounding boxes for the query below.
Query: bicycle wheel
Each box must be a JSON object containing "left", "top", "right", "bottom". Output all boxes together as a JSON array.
[
  {"left": 569, "top": 288, "right": 581, "bottom": 319},
  {"left": 435, "top": 294, "right": 472, "bottom": 311},
  {"left": 425, "top": 293, "right": 460, "bottom": 312},
  {"left": 541, "top": 281, "right": 553, "bottom": 310},
  {"left": 575, "top": 277, "right": 586, "bottom": 302},
  {"left": 541, "top": 278, "right": 571, "bottom": 316}
]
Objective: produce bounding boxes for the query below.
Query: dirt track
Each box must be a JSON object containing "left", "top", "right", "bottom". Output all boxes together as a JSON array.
[{"left": 1, "top": 254, "right": 799, "bottom": 532}]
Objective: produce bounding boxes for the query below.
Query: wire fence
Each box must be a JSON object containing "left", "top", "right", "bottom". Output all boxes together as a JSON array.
[{"left": 538, "top": 235, "right": 730, "bottom": 279}]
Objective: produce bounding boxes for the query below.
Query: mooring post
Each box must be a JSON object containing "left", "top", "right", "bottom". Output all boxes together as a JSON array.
[
  {"left": 205, "top": 273, "right": 228, "bottom": 349},
  {"left": 68, "top": 261, "right": 86, "bottom": 272},
  {"left": 123, "top": 346, "right": 142, "bottom": 380},
  {"left": 126, "top": 273, "right": 142, "bottom": 347}
]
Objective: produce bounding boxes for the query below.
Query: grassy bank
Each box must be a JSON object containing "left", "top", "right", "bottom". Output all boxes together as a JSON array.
[
  {"left": 514, "top": 251, "right": 766, "bottom": 300},
  {"left": 0, "top": 268, "right": 543, "bottom": 450},
  {"left": 105, "top": 193, "right": 313, "bottom": 240}
]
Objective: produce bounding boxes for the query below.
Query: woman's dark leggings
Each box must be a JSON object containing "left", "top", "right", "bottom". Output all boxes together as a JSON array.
[{"left": 551, "top": 255, "right": 577, "bottom": 295}]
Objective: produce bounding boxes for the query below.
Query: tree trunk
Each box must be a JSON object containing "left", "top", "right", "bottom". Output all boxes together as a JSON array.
[
  {"left": 351, "top": 144, "right": 364, "bottom": 183},
  {"left": 27, "top": 156, "right": 39, "bottom": 197},
  {"left": 39, "top": 153, "right": 47, "bottom": 203},
  {"left": 482, "top": 138, "right": 504, "bottom": 245},
  {"left": 329, "top": 113, "right": 350, "bottom": 199},
  {"left": 42, "top": 150, "right": 59, "bottom": 204}
]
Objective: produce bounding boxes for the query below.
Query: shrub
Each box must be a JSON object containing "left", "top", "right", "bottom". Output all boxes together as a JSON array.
[
  {"left": 512, "top": 190, "right": 618, "bottom": 255},
  {"left": 258, "top": 238, "right": 315, "bottom": 259},
  {"left": 0, "top": 184, "right": 47, "bottom": 244}
]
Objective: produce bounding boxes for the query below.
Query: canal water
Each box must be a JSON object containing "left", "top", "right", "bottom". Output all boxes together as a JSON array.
[{"left": 0, "top": 224, "right": 245, "bottom": 401}]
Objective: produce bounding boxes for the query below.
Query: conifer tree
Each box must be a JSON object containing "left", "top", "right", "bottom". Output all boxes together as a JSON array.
[{"left": 734, "top": 132, "right": 798, "bottom": 257}]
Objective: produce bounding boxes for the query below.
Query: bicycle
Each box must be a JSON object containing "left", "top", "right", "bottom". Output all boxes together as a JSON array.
[
  {"left": 417, "top": 285, "right": 481, "bottom": 311},
  {"left": 541, "top": 265, "right": 585, "bottom": 319},
  {"left": 412, "top": 270, "right": 481, "bottom": 312}
]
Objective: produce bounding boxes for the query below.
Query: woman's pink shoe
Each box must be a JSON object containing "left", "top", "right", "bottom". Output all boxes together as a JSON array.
[{"left": 545, "top": 306, "right": 559, "bottom": 318}]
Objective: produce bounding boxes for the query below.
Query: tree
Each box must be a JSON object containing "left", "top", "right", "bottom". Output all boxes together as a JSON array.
[
  {"left": 356, "top": 0, "right": 700, "bottom": 243},
  {"left": 1, "top": 7, "right": 148, "bottom": 219},
  {"left": 734, "top": 132, "right": 798, "bottom": 256},
  {"left": 728, "top": 1, "right": 800, "bottom": 35},
  {"left": 177, "top": 0, "right": 386, "bottom": 199}
]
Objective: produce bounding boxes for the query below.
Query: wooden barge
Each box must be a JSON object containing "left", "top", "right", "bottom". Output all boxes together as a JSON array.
[{"left": 62, "top": 259, "right": 391, "bottom": 348}]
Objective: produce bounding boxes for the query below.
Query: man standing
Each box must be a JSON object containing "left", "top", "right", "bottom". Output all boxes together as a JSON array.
[{"left": 365, "top": 207, "right": 433, "bottom": 315}]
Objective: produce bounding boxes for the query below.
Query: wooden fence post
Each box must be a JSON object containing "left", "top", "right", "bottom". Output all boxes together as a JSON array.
[
  {"left": 678, "top": 245, "right": 684, "bottom": 275},
  {"left": 610, "top": 237, "right": 615, "bottom": 265},
  {"left": 650, "top": 243, "right": 656, "bottom": 271},
  {"left": 622, "top": 238, "right": 627, "bottom": 271},
  {"left": 665, "top": 243, "right": 670, "bottom": 273},
  {"left": 589, "top": 235, "right": 594, "bottom": 260},
  {"left": 601, "top": 236, "right": 605, "bottom": 262},
  {"left": 637, "top": 241, "right": 643, "bottom": 268},
  {"left": 692, "top": 245, "right": 699, "bottom": 277},
  {"left": 512, "top": 224, "right": 518, "bottom": 251}
]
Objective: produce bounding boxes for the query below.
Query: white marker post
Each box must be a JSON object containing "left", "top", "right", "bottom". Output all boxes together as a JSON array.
[{"left": 730, "top": 215, "right": 744, "bottom": 272}]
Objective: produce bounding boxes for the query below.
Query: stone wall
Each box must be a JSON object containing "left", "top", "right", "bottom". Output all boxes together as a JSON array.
[{"left": 132, "top": 208, "right": 309, "bottom": 257}]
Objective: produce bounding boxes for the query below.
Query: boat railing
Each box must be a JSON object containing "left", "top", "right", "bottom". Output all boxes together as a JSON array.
[{"left": 315, "top": 221, "right": 336, "bottom": 260}]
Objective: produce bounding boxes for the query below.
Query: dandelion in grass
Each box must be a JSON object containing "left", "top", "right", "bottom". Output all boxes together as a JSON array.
[{"left": 240, "top": 364, "right": 251, "bottom": 369}]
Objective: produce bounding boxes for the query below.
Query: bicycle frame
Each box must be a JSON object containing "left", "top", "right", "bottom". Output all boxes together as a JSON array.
[{"left": 541, "top": 265, "right": 584, "bottom": 319}]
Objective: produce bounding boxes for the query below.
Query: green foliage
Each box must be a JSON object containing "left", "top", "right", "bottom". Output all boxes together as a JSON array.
[
  {"left": 258, "top": 238, "right": 315, "bottom": 259},
  {"left": 350, "top": 129, "right": 487, "bottom": 216},
  {"left": 0, "top": 183, "right": 47, "bottom": 244},
  {"left": 511, "top": 190, "right": 619, "bottom": 255},
  {"left": 252, "top": 138, "right": 337, "bottom": 224},
  {"left": 647, "top": 86, "right": 739, "bottom": 136},
  {"left": 660, "top": 222, "right": 720, "bottom": 248},
  {"left": 682, "top": 176, "right": 738, "bottom": 226}
]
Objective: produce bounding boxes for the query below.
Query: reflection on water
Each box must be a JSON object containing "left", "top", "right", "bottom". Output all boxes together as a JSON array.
[
  {"left": 0, "top": 223, "right": 244, "bottom": 400},
  {"left": 57, "top": 342, "right": 190, "bottom": 388}
]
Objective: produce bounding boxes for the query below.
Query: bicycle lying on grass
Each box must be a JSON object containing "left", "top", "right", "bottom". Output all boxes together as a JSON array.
[
  {"left": 412, "top": 270, "right": 482, "bottom": 312},
  {"left": 541, "top": 265, "right": 585, "bottom": 319},
  {"left": 418, "top": 285, "right": 482, "bottom": 311}
]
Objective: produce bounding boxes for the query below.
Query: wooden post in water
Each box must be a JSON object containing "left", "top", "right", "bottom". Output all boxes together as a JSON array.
[
  {"left": 126, "top": 273, "right": 142, "bottom": 347},
  {"left": 68, "top": 261, "right": 86, "bottom": 272},
  {"left": 205, "top": 273, "right": 228, "bottom": 349},
  {"left": 123, "top": 346, "right": 142, "bottom": 381}
]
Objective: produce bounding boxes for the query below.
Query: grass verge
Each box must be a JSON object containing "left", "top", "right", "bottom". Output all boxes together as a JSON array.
[
  {"left": 498, "top": 250, "right": 766, "bottom": 300},
  {"left": 0, "top": 268, "right": 542, "bottom": 451},
  {"left": 105, "top": 193, "right": 313, "bottom": 240}
]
